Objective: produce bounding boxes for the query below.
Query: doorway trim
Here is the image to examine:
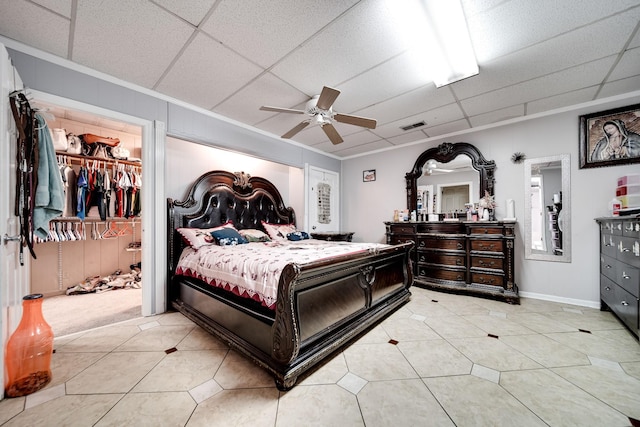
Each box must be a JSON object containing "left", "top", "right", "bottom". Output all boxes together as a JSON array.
[
  {"left": 30, "top": 90, "right": 166, "bottom": 317},
  {"left": 436, "top": 181, "right": 473, "bottom": 214}
]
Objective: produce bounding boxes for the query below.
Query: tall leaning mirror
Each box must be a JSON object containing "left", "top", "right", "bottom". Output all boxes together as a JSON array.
[{"left": 524, "top": 154, "right": 571, "bottom": 262}]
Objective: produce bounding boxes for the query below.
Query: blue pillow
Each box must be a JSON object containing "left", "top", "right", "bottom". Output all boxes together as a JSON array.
[
  {"left": 210, "top": 228, "right": 248, "bottom": 246},
  {"left": 286, "top": 231, "right": 310, "bottom": 241}
]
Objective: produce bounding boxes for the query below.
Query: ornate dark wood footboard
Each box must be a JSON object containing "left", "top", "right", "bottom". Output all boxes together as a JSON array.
[{"left": 167, "top": 170, "right": 413, "bottom": 389}]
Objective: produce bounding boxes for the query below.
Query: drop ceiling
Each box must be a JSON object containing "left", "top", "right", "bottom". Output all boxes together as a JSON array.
[{"left": 1, "top": 0, "right": 639, "bottom": 158}]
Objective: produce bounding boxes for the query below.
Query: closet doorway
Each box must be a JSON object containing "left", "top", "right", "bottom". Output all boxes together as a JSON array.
[{"left": 30, "top": 95, "right": 152, "bottom": 337}]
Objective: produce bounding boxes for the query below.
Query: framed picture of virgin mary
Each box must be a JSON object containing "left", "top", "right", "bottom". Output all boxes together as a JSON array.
[{"left": 579, "top": 103, "right": 640, "bottom": 169}]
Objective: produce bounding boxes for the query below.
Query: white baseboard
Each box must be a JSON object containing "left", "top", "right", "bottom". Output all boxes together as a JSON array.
[{"left": 518, "top": 291, "right": 600, "bottom": 309}]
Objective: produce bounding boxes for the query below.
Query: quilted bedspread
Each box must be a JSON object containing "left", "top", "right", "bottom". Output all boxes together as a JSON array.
[{"left": 175, "top": 239, "right": 388, "bottom": 309}]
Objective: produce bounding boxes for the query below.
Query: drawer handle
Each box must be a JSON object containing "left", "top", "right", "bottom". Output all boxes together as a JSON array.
[
  {"left": 456, "top": 259, "right": 462, "bottom": 265},
  {"left": 478, "top": 277, "right": 495, "bottom": 284},
  {"left": 479, "top": 244, "right": 495, "bottom": 250},
  {"left": 419, "top": 241, "right": 425, "bottom": 247},
  {"left": 605, "top": 264, "right": 612, "bottom": 269},
  {"left": 621, "top": 300, "right": 629, "bottom": 306},
  {"left": 457, "top": 274, "right": 463, "bottom": 280},
  {"left": 457, "top": 243, "right": 463, "bottom": 250},
  {"left": 479, "top": 260, "right": 496, "bottom": 267},
  {"left": 622, "top": 272, "right": 631, "bottom": 280},
  {"left": 605, "top": 286, "right": 611, "bottom": 291},
  {"left": 419, "top": 255, "right": 425, "bottom": 262}
]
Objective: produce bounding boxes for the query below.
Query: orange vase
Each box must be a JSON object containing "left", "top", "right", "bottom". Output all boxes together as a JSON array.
[{"left": 4, "top": 294, "right": 54, "bottom": 397}]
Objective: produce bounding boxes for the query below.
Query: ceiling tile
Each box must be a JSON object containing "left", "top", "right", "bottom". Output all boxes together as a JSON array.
[
  {"left": 215, "top": 73, "right": 308, "bottom": 125},
  {"left": 422, "top": 119, "right": 470, "bottom": 138},
  {"left": 464, "top": 0, "right": 640, "bottom": 62},
  {"left": 527, "top": 87, "right": 599, "bottom": 115},
  {"left": 608, "top": 47, "right": 640, "bottom": 81},
  {"left": 598, "top": 75, "right": 640, "bottom": 99},
  {"left": 333, "top": 51, "right": 433, "bottom": 113},
  {"left": 72, "top": 0, "right": 194, "bottom": 88},
  {"left": 0, "top": 0, "right": 69, "bottom": 58},
  {"left": 356, "top": 86, "right": 456, "bottom": 127},
  {"left": 453, "top": 10, "right": 640, "bottom": 100},
  {"left": 331, "top": 139, "right": 394, "bottom": 157},
  {"left": 156, "top": 32, "right": 264, "bottom": 109},
  {"left": 201, "top": 0, "right": 358, "bottom": 68},
  {"left": 153, "top": 0, "right": 216, "bottom": 26},
  {"left": 461, "top": 57, "right": 616, "bottom": 116},
  {"left": 386, "top": 129, "right": 429, "bottom": 146},
  {"left": 33, "top": 0, "right": 73, "bottom": 18},
  {"left": 270, "top": 0, "right": 408, "bottom": 94},
  {"left": 469, "top": 105, "right": 525, "bottom": 128}
]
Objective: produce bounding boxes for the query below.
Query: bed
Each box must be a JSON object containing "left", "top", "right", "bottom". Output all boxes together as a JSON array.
[{"left": 167, "top": 170, "right": 413, "bottom": 390}]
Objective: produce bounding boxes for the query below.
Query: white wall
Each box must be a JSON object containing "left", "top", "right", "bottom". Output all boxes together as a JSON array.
[
  {"left": 165, "top": 137, "right": 305, "bottom": 223},
  {"left": 342, "top": 94, "right": 640, "bottom": 307}
]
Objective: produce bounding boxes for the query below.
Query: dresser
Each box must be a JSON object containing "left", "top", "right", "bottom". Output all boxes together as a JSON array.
[
  {"left": 385, "top": 221, "right": 518, "bottom": 303},
  {"left": 596, "top": 217, "right": 639, "bottom": 339}
]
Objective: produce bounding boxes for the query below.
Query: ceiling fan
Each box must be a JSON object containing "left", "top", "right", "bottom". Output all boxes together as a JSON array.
[
  {"left": 423, "top": 159, "right": 454, "bottom": 175},
  {"left": 259, "top": 86, "right": 377, "bottom": 145}
]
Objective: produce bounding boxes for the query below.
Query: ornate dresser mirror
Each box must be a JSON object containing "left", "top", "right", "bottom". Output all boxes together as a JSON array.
[
  {"left": 405, "top": 142, "right": 496, "bottom": 212},
  {"left": 524, "top": 154, "right": 571, "bottom": 262}
]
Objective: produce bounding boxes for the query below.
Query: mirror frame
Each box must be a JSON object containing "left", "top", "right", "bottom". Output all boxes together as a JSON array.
[
  {"left": 406, "top": 142, "right": 496, "bottom": 212},
  {"left": 524, "top": 154, "right": 571, "bottom": 262}
]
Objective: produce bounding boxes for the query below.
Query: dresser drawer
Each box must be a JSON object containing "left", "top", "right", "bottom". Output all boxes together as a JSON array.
[
  {"left": 470, "top": 239, "right": 503, "bottom": 253},
  {"left": 600, "top": 274, "right": 617, "bottom": 307},
  {"left": 600, "top": 254, "right": 617, "bottom": 282},
  {"left": 418, "top": 237, "right": 465, "bottom": 251},
  {"left": 623, "top": 220, "right": 640, "bottom": 238},
  {"left": 388, "top": 224, "right": 416, "bottom": 234},
  {"left": 471, "top": 271, "right": 504, "bottom": 288},
  {"left": 468, "top": 225, "right": 504, "bottom": 235},
  {"left": 617, "top": 236, "right": 640, "bottom": 268},
  {"left": 471, "top": 255, "right": 504, "bottom": 270},
  {"left": 418, "top": 252, "right": 466, "bottom": 267},
  {"left": 601, "top": 220, "right": 623, "bottom": 236},
  {"left": 418, "top": 266, "right": 466, "bottom": 283},
  {"left": 600, "top": 233, "right": 617, "bottom": 258},
  {"left": 612, "top": 285, "right": 639, "bottom": 334},
  {"left": 617, "top": 263, "right": 640, "bottom": 298}
]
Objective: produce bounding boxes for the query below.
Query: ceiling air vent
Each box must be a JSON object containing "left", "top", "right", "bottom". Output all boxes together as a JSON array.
[{"left": 400, "top": 121, "right": 426, "bottom": 131}]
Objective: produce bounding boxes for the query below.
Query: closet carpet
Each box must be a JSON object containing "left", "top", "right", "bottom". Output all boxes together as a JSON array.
[{"left": 42, "top": 288, "right": 142, "bottom": 337}]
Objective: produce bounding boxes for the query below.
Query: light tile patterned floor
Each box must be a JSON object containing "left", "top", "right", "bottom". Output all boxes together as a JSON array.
[{"left": 2, "top": 287, "right": 640, "bottom": 426}]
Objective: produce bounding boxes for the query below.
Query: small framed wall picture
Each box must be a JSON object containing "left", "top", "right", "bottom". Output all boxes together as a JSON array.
[
  {"left": 579, "top": 103, "right": 640, "bottom": 169},
  {"left": 363, "top": 169, "right": 376, "bottom": 182}
]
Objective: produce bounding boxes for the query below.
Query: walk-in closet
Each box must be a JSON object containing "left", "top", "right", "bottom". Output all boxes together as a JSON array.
[{"left": 30, "top": 100, "right": 143, "bottom": 335}]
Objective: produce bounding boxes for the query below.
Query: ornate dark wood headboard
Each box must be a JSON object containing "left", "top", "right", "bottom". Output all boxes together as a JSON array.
[{"left": 167, "top": 170, "right": 296, "bottom": 279}]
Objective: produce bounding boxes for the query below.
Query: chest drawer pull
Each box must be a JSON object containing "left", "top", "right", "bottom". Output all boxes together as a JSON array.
[
  {"left": 478, "top": 243, "right": 495, "bottom": 251},
  {"left": 605, "top": 286, "right": 611, "bottom": 291},
  {"left": 456, "top": 259, "right": 462, "bottom": 265},
  {"left": 605, "top": 264, "right": 612, "bottom": 269},
  {"left": 618, "top": 241, "right": 630, "bottom": 253},
  {"left": 621, "top": 300, "right": 629, "bottom": 306},
  {"left": 457, "top": 243, "right": 463, "bottom": 250},
  {"left": 478, "top": 260, "right": 496, "bottom": 267},
  {"left": 622, "top": 272, "right": 631, "bottom": 280}
]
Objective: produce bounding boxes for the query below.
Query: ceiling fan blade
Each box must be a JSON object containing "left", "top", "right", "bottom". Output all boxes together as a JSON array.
[
  {"left": 259, "top": 106, "right": 305, "bottom": 114},
  {"left": 282, "top": 121, "right": 310, "bottom": 139},
  {"left": 334, "top": 113, "right": 377, "bottom": 129},
  {"left": 316, "top": 86, "right": 340, "bottom": 110},
  {"left": 322, "top": 123, "right": 344, "bottom": 145}
]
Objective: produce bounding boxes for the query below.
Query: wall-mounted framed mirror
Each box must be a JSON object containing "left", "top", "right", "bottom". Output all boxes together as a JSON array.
[
  {"left": 406, "top": 142, "right": 496, "bottom": 212},
  {"left": 524, "top": 154, "right": 571, "bottom": 262}
]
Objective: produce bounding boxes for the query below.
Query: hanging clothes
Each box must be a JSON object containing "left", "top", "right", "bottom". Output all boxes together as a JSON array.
[
  {"left": 76, "top": 167, "right": 88, "bottom": 220},
  {"left": 59, "top": 162, "right": 77, "bottom": 218},
  {"left": 32, "top": 113, "right": 64, "bottom": 240}
]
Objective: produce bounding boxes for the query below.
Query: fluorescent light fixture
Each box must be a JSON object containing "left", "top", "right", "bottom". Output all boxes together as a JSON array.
[{"left": 389, "top": 0, "right": 478, "bottom": 87}]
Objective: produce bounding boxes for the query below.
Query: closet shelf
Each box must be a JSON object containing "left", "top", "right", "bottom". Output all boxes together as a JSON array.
[
  {"left": 53, "top": 217, "right": 141, "bottom": 223},
  {"left": 56, "top": 151, "right": 142, "bottom": 167}
]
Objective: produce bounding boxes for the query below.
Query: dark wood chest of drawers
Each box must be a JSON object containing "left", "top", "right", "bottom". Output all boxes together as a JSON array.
[
  {"left": 596, "top": 217, "right": 639, "bottom": 339},
  {"left": 385, "top": 221, "right": 518, "bottom": 303}
]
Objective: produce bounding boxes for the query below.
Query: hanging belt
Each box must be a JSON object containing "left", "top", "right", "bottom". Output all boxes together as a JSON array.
[{"left": 9, "top": 92, "right": 38, "bottom": 263}]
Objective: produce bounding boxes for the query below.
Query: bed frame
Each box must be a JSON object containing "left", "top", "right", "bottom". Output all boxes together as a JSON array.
[{"left": 167, "top": 170, "right": 413, "bottom": 390}]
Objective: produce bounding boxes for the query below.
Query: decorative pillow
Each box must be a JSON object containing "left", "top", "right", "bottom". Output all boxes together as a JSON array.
[
  {"left": 261, "top": 221, "right": 297, "bottom": 241},
  {"left": 177, "top": 221, "right": 235, "bottom": 249},
  {"left": 210, "top": 227, "right": 248, "bottom": 246},
  {"left": 239, "top": 228, "right": 271, "bottom": 242},
  {"left": 287, "top": 231, "right": 310, "bottom": 241}
]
